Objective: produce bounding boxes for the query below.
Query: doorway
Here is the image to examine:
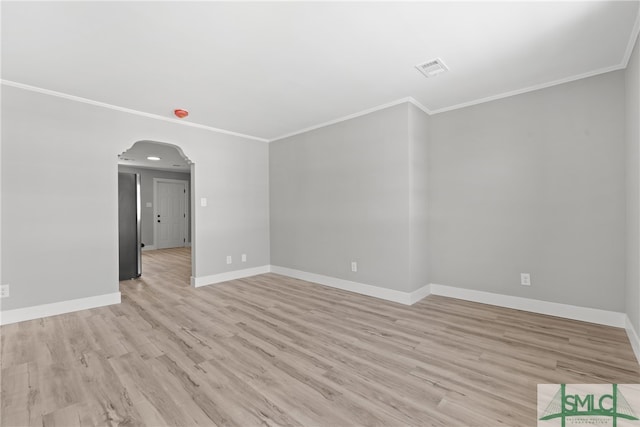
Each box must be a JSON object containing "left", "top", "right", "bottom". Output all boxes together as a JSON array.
[
  {"left": 154, "top": 178, "right": 189, "bottom": 249},
  {"left": 117, "top": 140, "right": 194, "bottom": 285}
]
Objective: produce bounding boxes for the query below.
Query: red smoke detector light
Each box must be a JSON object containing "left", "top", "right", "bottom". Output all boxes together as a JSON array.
[{"left": 174, "top": 109, "right": 189, "bottom": 119}]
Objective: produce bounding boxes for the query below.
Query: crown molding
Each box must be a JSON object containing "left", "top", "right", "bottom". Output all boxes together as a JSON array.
[
  {"left": 5, "top": 7, "right": 638, "bottom": 144},
  {"left": 268, "top": 97, "right": 420, "bottom": 143},
  {"left": 428, "top": 63, "right": 625, "bottom": 115},
  {"left": 0, "top": 80, "right": 269, "bottom": 143},
  {"left": 622, "top": 5, "right": 640, "bottom": 68},
  {"left": 407, "top": 97, "right": 432, "bottom": 115}
]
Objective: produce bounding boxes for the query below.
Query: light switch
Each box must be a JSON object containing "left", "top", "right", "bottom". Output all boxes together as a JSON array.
[
  {"left": 200, "top": 197, "right": 207, "bottom": 207},
  {"left": 146, "top": 202, "right": 152, "bottom": 208}
]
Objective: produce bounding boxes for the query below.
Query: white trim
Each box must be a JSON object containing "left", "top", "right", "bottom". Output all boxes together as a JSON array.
[
  {"left": 263, "top": 269, "right": 625, "bottom": 328},
  {"left": 141, "top": 244, "right": 157, "bottom": 252},
  {"left": 153, "top": 178, "right": 189, "bottom": 250},
  {"left": 270, "top": 265, "right": 430, "bottom": 305},
  {"left": 409, "top": 284, "right": 432, "bottom": 305},
  {"left": 622, "top": 7, "right": 640, "bottom": 68},
  {"left": 185, "top": 242, "right": 192, "bottom": 248},
  {"left": 191, "top": 265, "right": 271, "bottom": 288},
  {"left": 0, "top": 292, "right": 121, "bottom": 326},
  {"left": 429, "top": 284, "right": 626, "bottom": 328},
  {"left": 5, "top": 8, "right": 639, "bottom": 148},
  {"left": 0, "top": 80, "right": 268, "bottom": 143},
  {"left": 429, "top": 64, "right": 625, "bottom": 115},
  {"left": 267, "top": 58, "right": 630, "bottom": 141},
  {"left": 268, "top": 97, "right": 416, "bottom": 142},
  {"left": 626, "top": 316, "right": 640, "bottom": 365},
  {"left": 407, "top": 97, "right": 432, "bottom": 116}
]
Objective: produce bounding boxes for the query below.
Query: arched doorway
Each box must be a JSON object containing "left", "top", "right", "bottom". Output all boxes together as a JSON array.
[{"left": 117, "top": 140, "right": 195, "bottom": 284}]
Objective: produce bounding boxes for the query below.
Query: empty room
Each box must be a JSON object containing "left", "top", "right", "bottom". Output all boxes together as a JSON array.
[{"left": 2, "top": 1, "right": 640, "bottom": 426}]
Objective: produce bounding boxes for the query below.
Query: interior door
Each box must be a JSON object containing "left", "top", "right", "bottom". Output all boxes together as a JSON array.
[
  {"left": 156, "top": 180, "right": 187, "bottom": 249},
  {"left": 118, "top": 172, "right": 141, "bottom": 279}
]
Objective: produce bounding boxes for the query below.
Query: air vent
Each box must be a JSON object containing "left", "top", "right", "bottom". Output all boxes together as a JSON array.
[{"left": 415, "top": 58, "right": 448, "bottom": 78}]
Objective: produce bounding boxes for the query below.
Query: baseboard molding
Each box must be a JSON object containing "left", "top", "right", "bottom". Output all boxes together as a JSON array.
[
  {"left": 270, "top": 265, "right": 430, "bottom": 306},
  {"left": 191, "top": 265, "right": 271, "bottom": 288},
  {"left": 265, "top": 269, "right": 626, "bottom": 329},
  {"left": 625, "top": 316, "right": 640, "bottom": 364},
  {"left": 0, "top": 292, "right": 121, "bottom": 326},
  {"left": 409, "top": 284, "right": 432, "bottom": 305},
  {"left": 429, "top": 284, "right": 626, "bottom": 328}
]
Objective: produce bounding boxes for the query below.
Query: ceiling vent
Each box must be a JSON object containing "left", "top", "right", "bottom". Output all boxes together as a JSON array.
[{"left": 415, "top": 58, "right": 448, "bottom": 78}]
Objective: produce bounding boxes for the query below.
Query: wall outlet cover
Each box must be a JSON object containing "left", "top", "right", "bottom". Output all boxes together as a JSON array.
[{"left": 0, "top": 285, "right": 9, "bottom": 298}]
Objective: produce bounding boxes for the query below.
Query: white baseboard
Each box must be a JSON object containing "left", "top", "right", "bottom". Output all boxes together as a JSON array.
[
  {"left": 270, "top": 265, "right": 430, "bottom": 306},
  {"left": 191, "top": 265, "right": 271, "bottom": 288},
  {"left": 185, "top": 242, "right": 192, "bottom": 248},
  {"left": 264, "top": 270, "right": 626, "bottom": 329},
  {"left": 429, "top": 284, "right": 626, "bottom": 328},
  {"left": 625, "top": 316, "right": 640, "bottom": 364},
  {"left": 409, "top": 283, "right": 432, "bottom": 305},
  {"left": 0, "top": 292, "right": 121, "bottom": 326}
]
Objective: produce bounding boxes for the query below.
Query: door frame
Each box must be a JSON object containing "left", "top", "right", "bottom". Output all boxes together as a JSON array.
[{"left": 153, "top": 178, "right": 190, "bottom": 249}]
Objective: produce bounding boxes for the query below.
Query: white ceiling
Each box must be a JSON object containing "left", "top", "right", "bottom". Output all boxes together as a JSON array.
[{"left": 2, "top": 1, "right": 639, "bottom": 141}]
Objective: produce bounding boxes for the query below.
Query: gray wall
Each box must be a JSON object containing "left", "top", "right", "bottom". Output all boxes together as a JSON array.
[
  {"left": 117, "top": 165, "right": 191, "bottom": 247},
  {"left": 2, "top": 59, "right": 633, "bottom": 318},
  {"left": 1, "top": 85, "right": 270, "bottom": 311},
  {"left": 626, "top": 32, "right": 640, "bottom": 331},
  {"left": 270, "top": 104, "right": 414, "bottom": 292},
  {"left": 409, "top": 104, "right": 430, "bottom": 291},
  {"left": 429, "top": 71, "right": 626, "bottom": 312}
]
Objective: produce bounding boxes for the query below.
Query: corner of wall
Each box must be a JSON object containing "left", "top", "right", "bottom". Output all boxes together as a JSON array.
[
  {"left": 626, "top": 30, "right": 640, "bottom": 336},
  {"left": 626, "top": 315, "right": 640, "bottom": 365},
  {"left": 408, "top": 103, "right": 431, "bottom": 291}
]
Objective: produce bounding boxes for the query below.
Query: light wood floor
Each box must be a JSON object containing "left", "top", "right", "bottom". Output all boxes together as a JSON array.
[{"left": 2, "top": 247, "right": 639, "bottom": 426}]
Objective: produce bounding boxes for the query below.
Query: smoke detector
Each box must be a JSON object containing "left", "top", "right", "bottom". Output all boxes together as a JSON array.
[{"left": 415, "top": 58, "right": 448, "bottom": 78}]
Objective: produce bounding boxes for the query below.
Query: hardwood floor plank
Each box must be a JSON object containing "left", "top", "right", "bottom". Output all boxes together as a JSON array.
[{"left": 2, "top": 247, "right": 639, "bottom": 426}]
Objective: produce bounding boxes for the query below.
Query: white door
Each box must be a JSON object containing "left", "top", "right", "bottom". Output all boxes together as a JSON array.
[{"left": 156, "top": 180, "right": 187, "bottom": 249}]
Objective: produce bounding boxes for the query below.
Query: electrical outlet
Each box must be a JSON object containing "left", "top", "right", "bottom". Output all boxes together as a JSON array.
[
  {"left": 241, "top": 254, "right": 247, "bottom": 262},
  {"left": 226, "top": 256, "right": 232, "bottom": 265},
  {"left": 0, "top": 285, "right": 9, "bottom": 298},
  {"left": 520, "top": 273, "right": 531, "bottom": 286},
  {"left": 351, "top": 261, "right": 357, "bottom": 273}
]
